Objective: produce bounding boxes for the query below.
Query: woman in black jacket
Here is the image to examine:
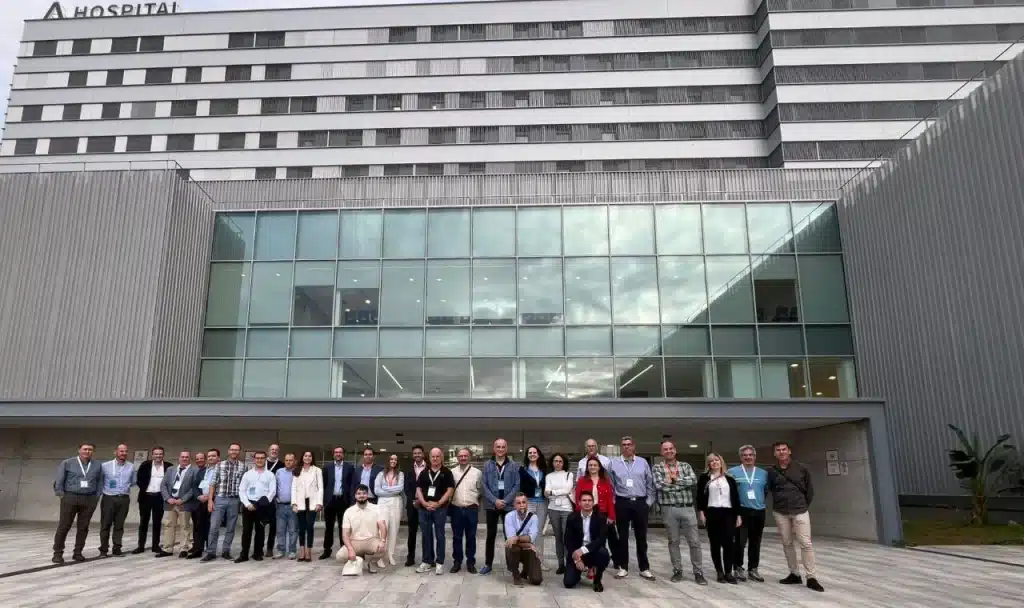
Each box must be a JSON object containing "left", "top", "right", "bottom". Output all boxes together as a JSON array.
[{"left": 697, "top": 452, "right": 743, "bottom": 584}]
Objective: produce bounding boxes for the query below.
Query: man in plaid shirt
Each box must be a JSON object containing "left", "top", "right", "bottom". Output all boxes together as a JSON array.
[
  {"left": 201, "top": 443, "right": 245, "bottom": 562},
  {"left": 653, "top": 441, "right": 706, "bottom": 585}
]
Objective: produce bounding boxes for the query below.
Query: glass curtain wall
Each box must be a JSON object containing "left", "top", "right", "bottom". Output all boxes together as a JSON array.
[{"left": 200, "top": 202, "right": 855, "bottom": 400}]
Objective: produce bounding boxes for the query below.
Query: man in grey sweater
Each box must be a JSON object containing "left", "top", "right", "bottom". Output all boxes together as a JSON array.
[
  {"left": 766, "top": 441, "right": 823, "bottom": 593},
  {"left": 53, "top": 443, "right": 104, "bottom": 564}
]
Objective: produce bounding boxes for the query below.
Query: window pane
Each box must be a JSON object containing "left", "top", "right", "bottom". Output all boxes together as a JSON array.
[
  {"left": 293, "top": 262, "right": 335, "bottom": 326},
  {"left": 243, "top": 360, "right": 286, "bottom": 397},
  {"left": 565, "top": 326, "right": 612, "bottom": 356},
  {"left": 564, "top": 258, "right": 611, "bottom": 325},
  {"left": 212, "top": 213, "right": 254, "bottom": 260},
  {"left": 340, "top": 210, "right": 382, "bottom": 259},
  {"left": 248, "top": 262, "right": 293, "bottom": 324},
  {"left": 287, "top": 360, "right": 330, "bottom": 398},
  {"left": 199, "top": 360, "right": 243, "bottom": 397},
  {"left": 609, "top": 205, "right": 655, "bottom": 255},
  {"left": 518, "top": 327, "right": 564, "bottom": 356},
  {"left": 615, "top": 357, "right": 664, "bottom": 398},
  {"left": 712, "top": 326, "right": 757, "bottom": 356},
  {"left": 332, "top": 359, "right": 376, "bottom": 398},
  {"left": 808, "top": 358, "right": 857, "bottom": 398},
  {"left": 806, "top": 326, "right": 854, "bottom": 356},
  {"left": 427, "top": 209, "right": 470, "bottom": 258},
  {"left": 563, "top": 206, "right": 608, "bottom": 255},
  {"left": 379, "top": 328, "right": 424, "bottom": 357},
  {"left": 747, "top": 203, "right": 794, "bottom": 253},
  {"left": 611, "top": 257, "right": 659, "bottom": 323},
  {"left": 380, "top": 261, "right": 424, "bottom": 325},
  {"left": 703, "top": 205, "right": 748, "bottom": 254},
  {"left": 378, "top": 359, "right": 424, "bottom": 398},
  {"left": 296, "top": 211, "right": 339, "bottom": 259},
  {"left": 383, "top": 210, "right": 426, "bottom": 258},
  {"left": 427, "top": 259, "right": 470, "bottom": 325},
  {"left": 715, "top": 360, "right": 760, "bottom": 397},
  {"left": 472, "top": 259, "right": 516, "bottom": 325},
  {"left": 471, "top": 358, "right": 516, "bottom": 399},
  {"left": 424, "top": 358, "right": 470, "bottom": 397},
  {"left": 333, "top": 328, "right": 378, "bottom": 357},
  {"left": 566, "top": 357, "right": 614, "bottom": 398},
  {"left": 656, "top": 204, "right": 702, "bottom": 255},
  {"left": 665, "top": 358, "right": 712, "bottom": 397},
  {"left": 753, "top": 255, "right": 799, "bottom": 323},
  {"left": 205, "top": 263, "right": 250, "bottom": 326},
  {"left": 336, "top": 261, "right": 380, "bottom": 326},
  {"left": 798, "top": 255, "right": 849, "bottom": 323},
  {"left": 290, "top": 328, "right": 331, "bottom": 358},
  {"left": 761, "top": 359, "right": 806, "bottom": 398},
  {"left": 793, "top": 203, "right": 842, "bottom": 253},
  {"left": 246, "top": 328, "right": 289, "bottom": 358},
  {"left": 471, "top": 327, "right": 516, "bottom": 356},
  {"left": 661, "top": 326, "right": 710, "bottom": 356},
  {"left": 522, "top": 358, "right": 567, "bottom": 399},
  {"left": 613, "top": 326, "right": 661, "bottom": 356},
  {"left": 705, "top": 256, "right": 754, "bottom": 323},
  {"left": 202, "top": 329, "right": 245, "bottom": 358},
  {"left": 254, "top": 212, "right": 297, "bottom": 260},
  {"left": 518, "top": 258, "right": 563, "bottom": 325},
  {"left": 758, "top": 326, "right": 804, "bottom": 356},
  {"left": 517, "top": 207, "right": 561, "bottom": 256},
  {"left": 658, "top": 257, "right": 707, "bottom": 324},
  {"left": 473, "top": 208, "right": 516, "bottom": 257},
  {"left": 425, "top": 328, "right": 470, "bottom": 356}
]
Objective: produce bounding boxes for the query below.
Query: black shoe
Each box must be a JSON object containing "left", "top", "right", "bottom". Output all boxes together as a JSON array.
[
  {"left": 253, "top": 555, "right": 264, "bottom": 562},
  {"left": 780, "top": 573, "right": 803, "bottom": 585},
  {"left": 556, "top": 565, "right": 566, "bottom": 575},
  {"left": 748, "top": 569, "right": 764, "bottom": 582},
  {"left": 593, "top": 581, "right": 604, "bottom": 592},
  {"left": 112, "top": 548, "right": 124, "bottom": 557},
  {"left": 152, "top": 547, "right": 161, "bottom": 553},
  {"left": 52, "top": 555, "right": 64, "bottom": 565},
  {"left": 178, "top": 551, "right": 188, "bottom": 558},
  {"left": 98, "top": 551, "right": 108, "bottom": 558},
  {"left": 72, "top": 554, "right": 86, "bottom": 563},
  {"left": 131, "top": 547, "right": 146, "bottom": 555},
  {"left": 186, "top": 552, "right": 202, "bottom": 559},
  {"left": 724, "top": 574, "right": 738, "bottom": 584},
  {"left": 200, "top": 554, "right": 216, "bottom": 563},
  {"left": 670, "top": 570, "right": 683, "bottom": 583},
  {"left": 319, "top": 550, "right": 333, "bottom": 560},
  {"left": 234, "top": 556, "right": 249, "bottom": 563},
  {"left": 450, "top": 563, "right": 461, "bottom": 573},
  {"left": 695, "top": 572, "right": 708, "bottom": 585},
  {"left": 467, "top": 564, "right": 477, "bottom": 574},
  {"left": 807, "top": 578, "right": 824, "bottom": 592},
  {"left": 405, "top": 557, "right": 416, "bottom": 567},
  {"left": 221, "top": 552, "right": 232, "bottom": 560},
  {"left": 155, "top": 551, "right": 173, "bottom": 558},
  {"left": 717, "top": 572, "right": 727, "bottom": 583}
]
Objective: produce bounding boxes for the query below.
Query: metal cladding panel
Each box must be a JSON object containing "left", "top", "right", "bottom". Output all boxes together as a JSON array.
[
  {"left": 839, "top": 52, "right": 1024, "bottom": 496},
  {"left": 199, "top": 168, "right": 858, "bottom": 209}
]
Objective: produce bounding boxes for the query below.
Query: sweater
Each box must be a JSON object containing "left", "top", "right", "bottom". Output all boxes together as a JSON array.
[{"left": 543, "top": 470, "right": 576, "bottom": 512}]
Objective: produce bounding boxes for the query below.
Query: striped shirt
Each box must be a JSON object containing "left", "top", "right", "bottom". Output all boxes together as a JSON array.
[
  {"left": 653, "top": 460, "right": 697, "bottom": 507},
  {"left": 101, "top": 459, "right": 136, "bottom": 496}
]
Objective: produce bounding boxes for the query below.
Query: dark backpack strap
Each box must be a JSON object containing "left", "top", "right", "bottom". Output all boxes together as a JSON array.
[{"left": 515, "top": 512, "right": 534, "bottom": 537}]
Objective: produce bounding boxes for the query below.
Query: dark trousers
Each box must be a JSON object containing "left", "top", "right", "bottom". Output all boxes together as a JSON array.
[
  {"left": 484, "top": 508, "right": 506, "bottom": 567},
  {"left": 419, "top": 506, "right": 448, "bottom": 565},
  {"left": 506, "top": 545, "right": 543, "bottom": 584},
  {"left": 705, "top": 507, "right": 737, "bottom": 575},
  {"left": 450, "top": 505, "right": 479, "bottom": 566},
  {"left": 563, "top": 547, "right": 611, "bottom": 588},
  {"left": 98, "top": 494, "right": 130, "bottom": 553},
  {"left": 405, "top": 502, "right": 420, "bottom": 561},
  {"left": 191, "top": 504, "right": 211, "bottom": 554},
  {"left": 322, "top": 495, "right": 349, "bottom": 551},
  {"left": 239, "top": 507, "right": 267, "bottom": 559},
  {"left": 266, "top": 501, "right": 277, "bottom": 554},
  {"left": 614, "top": 497, "right": 650, "bottom": 572},
  {"left": 137, "top": 491, "right": 164, "bottom": 550},
  {"left": 297, "top": 510, "right": 317, "bottom": 547},
  {"left": 53, "top": 493, "right": 99, "bottom": 556},
  {"left": 734, "top": 507, "right": 766, "bottom": 570}
]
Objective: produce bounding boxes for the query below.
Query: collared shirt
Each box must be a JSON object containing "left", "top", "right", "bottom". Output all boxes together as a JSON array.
[
  {"left": 452, "top": 465, "right": 482, "bottom": 508},
  {"left": 239, "top": 468, "right": 277, "bottom": 507},
  {"left": 607, "top": 456, "right": 655, "bottom": 506},
  {"left": 210, "top": 459, "right": 245, "bottom": 498},
  {"left": 582, "top": 513, "right": 592, "bottom": 547},
  {"left": 55, "top": 456, "right": 103, "bottom": 496},
  {"left": 728, "top": 464, "right": 767, "bottom": 510},
  {"left": 199, "top": 466, "right": 217, "bottom": 495},
  {"left": 101, "top": 459, "right": 135, "bottom": 496},
  {"left": 653, "top": 460, "right": 697, "bottom": 507},
  {"left": 170, "top": 465, "right": 190, "bottom": 498},
  {"left": 275, "top": 468, "right": 294, "bottom": 503},
  {"left": 576, "top": 453, "right": 611, "bottom": 478},
  {"left": 146, "top": 462, "right": 165, "bottom": 493},
  {"left": 504, "top": 509, "right": 539, "bottom": 544},
  {"left": 333, "top": 462, "right": 345, "bottom": 496},
  {"left": 360, "top": 465, "right": 374, "bottom": 497},
  {"left": 343, "top": 502, "right": 385, "bottom": 541}
]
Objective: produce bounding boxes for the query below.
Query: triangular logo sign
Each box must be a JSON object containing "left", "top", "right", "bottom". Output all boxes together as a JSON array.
[{"left": 43, "top": 2, "right": 66, "bottom": 19}]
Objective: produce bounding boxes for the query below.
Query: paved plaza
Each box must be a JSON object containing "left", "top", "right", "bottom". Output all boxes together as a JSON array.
[{"left": 0, "top": 522, "right": 1021, "bottom": 607}]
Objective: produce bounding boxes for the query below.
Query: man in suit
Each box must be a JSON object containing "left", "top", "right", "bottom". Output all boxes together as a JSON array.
[
  {"left": 133, "top": 446, "right": 172, "bottom": 554},
  {"left": 264, "top": 444, "right": 285, "bottom": 558},
  {"left": 404, "top": 445, "right": 426, "bottom": 566},
  {"left": 320, "top": 446, "right": 354, "bottom": 560},
  {"left": 187, "top": 450, "right": 215, "bottom": 558},
  {"left": 351, "top": 446, "right": 384, "bottom": 503},
  {"left": 563, "top": 492, "right": 612, "bottom": 593},
  {"left": 156, "top": 450, "right": 199, "bottom": 558}
]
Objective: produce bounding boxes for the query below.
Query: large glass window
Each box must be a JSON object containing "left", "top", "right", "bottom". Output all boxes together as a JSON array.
[
  {"left": 426, "top": 259, "right": 471, "bottom": 325},
  {"left": 753, "top": 255, "right": 799, "bottom": 323},
  {"left": 798, "top": 255, "right": 850, "bottom": 323},
  {"left": 199, "top": 360, "right": 243, "bottom": 397},
  {"left": 248, "top": 262, "right": 293, "bottom": 325},
  {"left": 212, "top": 213, "right": 255, "bottom": 260},
  {"left": 424, "top": 358, "right": 470, "bottom": 397},
  {"left": 655, "top": 204, "right": 702, "bottom": 255},
  {"left": 615, "top": 357, "right": 664, "bottom": 398},
  {"left": 566, "top": 357, "right": 614, "bottom": 398},
  {"left": 705, "top": 256, "right": 755, "bottom": 323},
  {"left": 563, "top": 206, "right": 608, "bottom": 255},
  {"left": 517, "top": 207, "right": 561, "bottom": 256},
  {"left": 377, "top": 359, "right": 423, "bottom": 398},
  {"left": 296, "top": 211, "right": 339, "bottom": 260},
  {"left": 425, "top": 327, "right": 470, "bottom": 356},
  {"left": 205, "top": 263, "right": 250, "bottom": 326},
  {"left": 287, "top": 360, "right": 330, "bottom": 398},
  {"left": 336, "top": 261, "right": 380, "bottom": 326},
  {"left": 792, "top": 203, "right": 841, "bottom": 253},
  {"left": 340, "top": 210, "right": 382, "bottom": 258},
  {"left": 427, "top": 209, "right": 470, "bottom": 258},
  {"left": 472, "top": 260, "right": 516, "bottom": 325},
  {"left": 747, "top": 203, "right": 793, "bottom": 253},
  {"left": 522, "top": 358, "right": 567, "bottom": 398},
  {"left": 518, "top": 258, "right": 563, "bottom": 325},
  {"left": 293, "top": 262, "right": 334, "bottom": 326},
  {"left": 609, "top": 205, "right": 655, "bottom": 255},
  {"left": 473, "top": 208, "right": 516, "bottom": 257},
  {"left": 611, "top": 257, "right": 659, "bottom": 324},
  {"left": 383, "top": 210, "right": 425, "bottom": 258},
  {"left": 332, "top": 359, "right": 376, "bottom": 398},
  {"left": 379, "top": 261, "right": 424, "bottom": 325},
  {"left": 658, "top": 257, "right": 707, "bottom": 324},
  {"left": 564, "top": 258, "right": 611, "bottom": 325},
  {"left": 254, "top": 212, "right": 296, "bottom": 260},
  {"left": 472, "top": 358, "right": 517, "bottom": 398},
  {"left": 703, "top": 205, "right": 748, "bottom": 254},
  {"left": 243, "top": 359, "right": 287, "bottom": 397}
]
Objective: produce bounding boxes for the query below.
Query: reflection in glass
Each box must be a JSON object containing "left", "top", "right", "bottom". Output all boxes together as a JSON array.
[
  {"left": 425, "top": 328, "right": 470, "bottom": 356},
  {"left": 336, "top": 261, "right": 380, "bottom": 326},
  {"left": 212, "top": 213, "right": 255, "bottom": 261},
  {"left": 705, "top": 256, "right": 754, "bottom": 323},
  {"left": 711, "top": 326, "right": 757, "bottom": 356},
  {"left": 290, "top": 328, "right": 332, "bottom": 358},
  {"left": 377, "top": 358, "right": 424, "bottom": 398},
  {"left": 565, "top": 326, "right": 612, "bottom": 356},
  {"left": 254, "top": 212, "right": 297, "bottom": 260},
  {"left": 205, "top": 263, "right": 250, "bottom": 326},
  {"left": 798, "top": 255, "right": 850, "bottom": 323},
  {"left": 612, "top": 326, "right": 661, "bottom": 356},
  {"left": 518, "top": 258, "right": 563, "bottom": 325},
  {"left": 521, "top": 358, "right": 567, "bottom": 399},
  {"left": 379, "top": 328, "right": 424, "bottom": 357},
  {"left": 379, "top": 260, "right": 424, "bottom": 325},
  {"left": 296, "top": 211, "right": 339, "bottom": 259},
  {"left": 563, "top": 206, "right": 608, "bottom": 255},
  {"left": 472, "top": 358, "right": 516, "bottom": 398},
  {"left": 473, "top": 208, "right": 516, "bottom": 257},
  {"left": 715, "top": 360, "right": 759, "bottom": 397},
  {"left": 792, "top": 203, "right": 842, "bottom": 253},
  {"left": 246, "top": 328, "right": 289, "bottom": 357},
  {"left": 611, "top": 257, "right": 659, "bottom": 323},
  {"left": 703, "top": 205, "right": 748, "bottom": 254},
  {"left": 747, "top": 204, "right": 793, "bottom": 253},
  {"left": 424, "top": 358, "right": 470, "bottom": 397},
  {"left": 564, "top": 258, "right": 611, "bottom": 325},
  {"left": 427, "top": 209, "right": 470, "bottom": 258},
  {"left": 383, "top": 209, "right": 426, "bottom": 258},
  {"left": 655, "top": 204, "right": 702, "bottom": 255},
  {"left": 808, "top": 358, "right": 857, "bottom": 397},
  {"left": 758, "top": 326, "right": 804, "bottom": 356},
  {"left": 753, "top": 255, "right": 798, "bottom": 323},
  {"left": 427, "top": 259, "right": 471, "bottom": 324},
  {"left": 471, "top": 327, "right": 516, "bottom": 356},
  {"left": 761, "top": 359, "right": 806, "bottom": 398},
  {"left": 806, "top": 326, "right": 854, "bottom": 356},
  {"left": 199, "top": 359, "right": 243, "bottom": 397},
  {"left": 333, "top": 328, "right": 378, "bottom": 358},
  {"left": 615, "top": 357, "right": 664, "bottom": 398},
  {"left": 665, "top": 358, "right": 712, "bottom": 397},
  {"left": 339, "top": 210, "right": 382, "bottom": 259},
  {"left": 609, "top": 205, "right": 655, "bottom": 255},
  {"left": 518, "top": 327, "right": 564, "bottom": 356},
  {"left": 661, "top": 326, "right": 710, "bottom": 356},
  {"left": 203, "top": 329, "right": 245, "bottom": 358},
  {"left": 331, "top": 359, "right": 376, "bottom": 398},
  {"left": 566, "top": 357, "right": 614, "bottom": 399},
  {"left": 293, "top": 262, "right": 335, "bottom": 326},
  {"left": 658, "top": 257, "right": 707, "bottom": 324},
  {"left": 287, "top": 359, "right": 330, "bottom": 398},
  {"left": 248, "top": 262, "right": 293, "bottom": 325},
  {"left": 472, "top": 259, "right": 516, "bottom": 325},
  {"left": 517, "top": 207, "right": 561, "bottom": 256},
  {"left": 243, "top": 359, "right": 287, "bottom": 397}
]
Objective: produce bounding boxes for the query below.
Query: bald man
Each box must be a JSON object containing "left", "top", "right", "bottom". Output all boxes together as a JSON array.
[{"left": 414, "top": 448, "right": 455, "bottom": 575}]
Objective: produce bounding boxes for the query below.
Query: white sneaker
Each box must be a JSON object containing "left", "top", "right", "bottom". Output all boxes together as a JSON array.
[
  {"left": 639, "top": 570, "right": 655, "bottom": 580},
  {"left": 389, "top": 556, "right": 396, "bottom": 566},
  {"left": 367, "top": 561, "right": 379, "bottom": 574},
  {"left": 377, "top": 559, "right": 386, "bottom": 569},
  {"left": 616, "top": 568, "right": 628, "bottom": 578},
  {"left": 435, "top": 564, "right": 444, "bottom": 575},
  {"left": 416, "top": 563, "right": 432, "bottom": 574},
  {"left": 288, "top": 553, "right": 297, "bottom": 560},
  {"left": 540, "top": 561, "right": 551, "bottom": 572}
]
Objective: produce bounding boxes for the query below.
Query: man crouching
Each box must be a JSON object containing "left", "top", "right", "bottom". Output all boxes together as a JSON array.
[
  {"left": 504, "top": 493, "right": 542, "bottom": 586},
  {"left": 335, "top": 485, "right": 388, "bottom": 573}
]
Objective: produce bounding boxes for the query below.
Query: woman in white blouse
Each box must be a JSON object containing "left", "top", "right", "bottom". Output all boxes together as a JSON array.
[
  {"left": 374, "top": 453, "right": 404, "bottom": 567},
  {"left": 543, "top": 453, "right": 575, "bottom": 575},
  {"left": 290, "top": 451, "right": 323, "bottom": 563},
  {"left": 696, "top": 453, "right": 743, "bottom": 584}
]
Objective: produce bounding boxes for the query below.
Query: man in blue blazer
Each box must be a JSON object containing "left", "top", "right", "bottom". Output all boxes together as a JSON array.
[
  {"left": 480, "top": 438, "right": 520, "bottom": 575},
  {"left": 350, "top": 446, "right": 384, "bottom": 503}
]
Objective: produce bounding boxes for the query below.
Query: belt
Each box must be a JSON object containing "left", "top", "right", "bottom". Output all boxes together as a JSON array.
[
  {"left": 663, "top": 502, "right": 694, "bottom": 508},
  {"left": 617, "top": 496, "right": 645, "bottom": 502}
]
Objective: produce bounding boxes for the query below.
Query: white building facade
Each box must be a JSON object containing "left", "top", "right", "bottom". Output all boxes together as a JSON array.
[{"left": 1, "top": 0, "right": 1022, "bottom": 179}]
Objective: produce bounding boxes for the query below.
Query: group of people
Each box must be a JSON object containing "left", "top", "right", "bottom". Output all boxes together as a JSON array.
[{"left": 52, "top": 436, "right": 823, "bottom": 593}]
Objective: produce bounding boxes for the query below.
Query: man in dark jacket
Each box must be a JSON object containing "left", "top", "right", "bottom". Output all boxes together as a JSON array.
[
  {"left": 133, "top": 447, "right": 172, "bottom": 553},
  {"left": 404, "top": 445, "right": 426, "bottom": 566},
  {"left": 562, "top": 492, "right": 611, "bottom": 592},
  {"left": 320, "top": 446, "right": 355, "bottom": 559},
  {"left": 766, "top": 442, "right": 823, "bottom": 593}
]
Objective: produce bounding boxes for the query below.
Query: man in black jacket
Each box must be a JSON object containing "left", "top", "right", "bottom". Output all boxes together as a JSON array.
[
  {"left": 351, "top": 446, "right": 384, "bottom": 503},
  {"left": 320, "top": 446, "right": 355, "bottom": 560},
  {"left": 133, "top": 447, "right": 172, "bottom": 554},
  {"left": 766, "top": 441, "right": 823, "bottom": 593},
  {"left": 563, "top": 493, "right": 611, "bottom": 592},
  {"left": 403, "top": 445, "right": 426, "bottom": 566},
  {"left": 265, "top": 444, "right": 284, "bottom": 558}
]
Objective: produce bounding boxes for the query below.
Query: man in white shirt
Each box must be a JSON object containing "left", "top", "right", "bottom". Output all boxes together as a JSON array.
[
  {"left": 133, "top": 446, "right": 171, "bottom": 554},
  {"left": 504, "top": 493, "right": 542, "bottom": 586},
  {"left": 335, "top": 484, "right": 388, "bottom": 574},
  {"left": 449, "top": 447, "right": 483, "bottom": 574},
  {"left": 576, "top": 438, "right": 611, "bottom": 478},
  {"left": 236, "top": 451, "right": 277, "bottom": 563}
]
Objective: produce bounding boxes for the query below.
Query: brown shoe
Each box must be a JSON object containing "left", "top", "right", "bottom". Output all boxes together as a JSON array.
[{"left": 512, "top": 572, "right": 524, "bottom": 586}]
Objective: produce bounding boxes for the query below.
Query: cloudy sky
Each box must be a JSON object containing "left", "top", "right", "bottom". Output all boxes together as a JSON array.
[{"left": 0, "top": 0, "right": 477, "bottom": 122}]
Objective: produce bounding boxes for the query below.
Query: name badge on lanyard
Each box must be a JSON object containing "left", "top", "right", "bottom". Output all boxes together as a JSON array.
[
  {"left": 742, "top": 467, "right": 757, "bottom": 501},
  {"left": 78, "top": 458, "right": 91, "bottom": 489},
  {"left": 427, "top": 469, "right": 440, "bottom": 498},
  {"left": 622, "top": 457, "right": 636, "bottom": 489},
  {"left": 496, "top": 463, "right": 505, "bottom": 491},
  {"left": 173, "top": 467, "right": 184, "bottom": 491}
]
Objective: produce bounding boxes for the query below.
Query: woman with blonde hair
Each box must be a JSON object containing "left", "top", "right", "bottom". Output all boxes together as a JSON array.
[
  {"left": 697, "top": 452, "right": 742, "bottom": 584},
  {"left": 374, "top": 453, "right": 405, "bottom": 567},
  {"left": 291, "top": 451, "right": 323, "bottom": 563}
]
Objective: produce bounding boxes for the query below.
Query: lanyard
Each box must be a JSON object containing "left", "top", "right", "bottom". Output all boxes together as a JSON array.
[
  {"left": 112, "top": 460, "right": 125, "bottom": 479},
  {"left": 740, "top": 466, "right": 756, "bottom": 486},
  {"left": 621, "top": 457, "right": 636, "bottom": 477},
  {"left": 495, "top": 460, "right": 505, "bottom": 476},
  {"left": 175, "top": 465, "right": 188, "bottom": 481},
  {"left": 78, "top": 457, "right": 91, "bottom": 477},
  {"left": 428, "top": 469, "right": 442, "bottom": 485}
]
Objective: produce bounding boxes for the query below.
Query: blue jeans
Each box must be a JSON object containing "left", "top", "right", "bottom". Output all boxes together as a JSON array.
[
  {"left": 206, "top": 496, "right": 239, "bottom": 556},
  {"left": 450, "top": 506, "right": 478, "bottom": 566},
  {"left": 419, "top": 506, "right": 448, "bottom": 566},
  {"left": 275, "top": 503, "right": 297, "bottom": 554}
]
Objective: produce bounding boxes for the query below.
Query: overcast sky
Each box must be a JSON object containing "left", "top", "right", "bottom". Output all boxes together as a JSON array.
[{"left": 0, "top": 0, "right": 480, "bottom": 123}]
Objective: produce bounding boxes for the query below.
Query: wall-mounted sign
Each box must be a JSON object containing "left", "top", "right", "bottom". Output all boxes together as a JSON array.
[
  {"left": 133, "top": 450, "right": 148, "bottom": 466},
  {"left": 825, "top": 449, "right": 839, "bottom": 462},
  {"left": 44, "top": 2, "right": 180, "bottom": 19},
  {"left": 826, "top": 462, "right": 841, "bottom": 476}
]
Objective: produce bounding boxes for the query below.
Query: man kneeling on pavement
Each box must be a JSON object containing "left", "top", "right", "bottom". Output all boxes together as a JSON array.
[
  {"left": 504, "top": 493, "right": 542, "bottom": 586},
  {"left": 563, "top": 492, "right": 611, "bottom": 592},
  {"left": 335, "top": 484, "right": 388, "bottom": 573}
]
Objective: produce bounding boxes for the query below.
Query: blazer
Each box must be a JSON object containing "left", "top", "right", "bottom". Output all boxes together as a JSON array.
[
  {"left": 350, "top": 464, "right": 384, "bottom": 500},
  {"left": 160, "top": 465, "right": 199, "bottom": 510},
  {"left": 564, "top": 510, "right": 610, "bottom": 557},
  {"left": 575, "top": 476, "right": 616, "bottom": 523},
  {"left": 482, "top": 458, "right": 520, "bottom": 511},
  {"left": 404, "top": 463, "right": 424, "bottom": 504},
  {"left": 136, "top": 460, "right": 172, "bottom": 496},
  {"left": 518, "top": 465, "right": 546, "bottom": 500},
  {"left": 322, "top": 460, "right": 355, "bottom": 501},
  {"left": 292, "top": 466, "right": 324, "bottom": 511},
  {"left": 696, "top": 472, "right": 741, "bottom": 513}
]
